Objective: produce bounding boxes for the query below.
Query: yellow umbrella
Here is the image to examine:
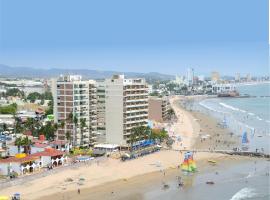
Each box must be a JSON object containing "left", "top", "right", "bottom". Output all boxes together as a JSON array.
[{"left": 0, "top": 196, "right": 10, "bottom": 200}]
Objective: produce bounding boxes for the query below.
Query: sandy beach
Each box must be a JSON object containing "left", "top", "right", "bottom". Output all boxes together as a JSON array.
[{"left": 0, "top": 96, "right": 249, "bottom": 199}]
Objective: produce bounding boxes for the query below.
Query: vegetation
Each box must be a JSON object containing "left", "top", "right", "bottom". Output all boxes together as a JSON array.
[
  {"left": 5, "top": 88, "right": 25, "bottom": 98},
  {"left": 128, "top": 126, "right": 169, "bottom": 151},
  {"left": 15, "top": 136, "right": 33, "bottom": 154},
  {"left": 27, "top": 91, "right": 53, "bottom": 103},
  {"left": 38, "top": 121, "right": 58, "bottom": 140},
  {"left": 71, "top": 147, "right": 93, "bottom": 156},
  {"left": 0, "top": 103, "right": 17, "bottom": 114},
  {"left": 45, "top": 100, "right": 53, "bottom": 115}
]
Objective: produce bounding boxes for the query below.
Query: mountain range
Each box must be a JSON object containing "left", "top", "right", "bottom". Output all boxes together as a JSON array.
[{"left": 0, "top": 64, "right": 174, "bottom": 81}]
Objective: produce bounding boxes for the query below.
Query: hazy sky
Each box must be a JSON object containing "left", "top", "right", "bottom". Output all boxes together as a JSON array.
[{"left": 0, "top": 0, "right": 268, "bottom": 76}]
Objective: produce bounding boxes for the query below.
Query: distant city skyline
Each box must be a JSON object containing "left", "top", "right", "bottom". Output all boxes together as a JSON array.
[{"left": 0, "top": 0, "right": 268, "bottom": 76}]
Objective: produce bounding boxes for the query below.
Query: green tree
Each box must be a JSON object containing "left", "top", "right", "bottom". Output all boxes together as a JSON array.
[
  {"left": 39, "top": 121, "right": 57, "bottom": 140},
  {"left": 45, "top": 100, "right": 53, "bottom": 115},
  {"left": 15, "top": 137, "right": 23, "bottom": 153},
  {"left": 0, "top": 103, "right": 17, "bottom": 114},
  {"left": 21, "top": 137, "right": 33, "bottom": 154},
  {"left": 27, "top": 92, "right": 42, "bottom": 103},
  {"left": 6, "top": 88, "right": 24, "bottom": 98}
]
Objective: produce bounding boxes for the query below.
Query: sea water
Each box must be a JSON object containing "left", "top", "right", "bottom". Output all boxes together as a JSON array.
[
  {"left": 143, "top": 160, "right": 270, "bottom": 200},
  {"left": 197, "top": 83, "right": 270, "bottom": 153}
]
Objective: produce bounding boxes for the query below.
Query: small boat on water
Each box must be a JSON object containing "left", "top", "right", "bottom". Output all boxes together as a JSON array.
[
  {"left": 206, "top": 181, "right": 215, "bottom": 185},
  {"left": 208, "top": 160, "right": 217, "bottom": 164}
]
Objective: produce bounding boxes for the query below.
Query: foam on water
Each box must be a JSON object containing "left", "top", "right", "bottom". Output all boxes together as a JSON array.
[
  {"left": 230, "top": 188, "right": 257, "bottom": 200},
  {"left": 219, "top": 102, "right": 246, "bottom": 113}
]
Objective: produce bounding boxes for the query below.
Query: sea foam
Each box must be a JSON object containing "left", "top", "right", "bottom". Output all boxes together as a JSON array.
[
  {"left": 230, "top": 188, "right": 257, "bottom": 200},
  {"left": 219, "top": 102, "right": 246, "bottom": 113}
]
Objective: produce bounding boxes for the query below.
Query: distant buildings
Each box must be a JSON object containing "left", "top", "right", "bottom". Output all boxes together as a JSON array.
[
  {"left": 186, "top": 68, "right": 194, "bottom": 86},
  {"left": 211, "top": 71, "right": 220, "bottom": 82},
  {"left": 246, "top": 73, "right": 252, "bottom": 82},
  {"left": 235, "top": 73, "right": 240, "bottom": 82},
  {"left": 175, "top": 75, "right": 185, "bottom": 85},
  {"left": 52, "top": 75, "right": 98, "bottom": 147},
  {"left": 105, "top": 75, "right": 148, "bottom": 145},
  {"left": 148, "top": 96, "right": 170, "bottom": 123},
  {"left": 212, "top": 84, "right": 237, "bottom": 95}
]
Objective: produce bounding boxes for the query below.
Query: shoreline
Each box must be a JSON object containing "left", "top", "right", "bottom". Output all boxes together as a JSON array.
[
  {"left": 0, "top": 95, "right": 263, "bottom": 199},
  {"left": 38, "top": 154, "right": 260, "bottom": 200}
]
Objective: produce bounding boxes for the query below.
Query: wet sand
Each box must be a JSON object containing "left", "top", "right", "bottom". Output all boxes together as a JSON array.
[{"left": 38, "top": 155, "right": 263, "bottom": 200}]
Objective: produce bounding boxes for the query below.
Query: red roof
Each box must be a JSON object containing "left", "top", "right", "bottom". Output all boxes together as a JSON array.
[
  {"left": 35, "top": 108, "right": 44, "bottom": 114},
  {"left": 31, "top": 148, "right": 64, "bottom": 157},
  {"left": 0, "top": 155, "right": 38, "bottom": 164}
]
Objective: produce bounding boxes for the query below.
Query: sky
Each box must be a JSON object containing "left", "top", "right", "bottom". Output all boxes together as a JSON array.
[{"left": 0, "top": 0, "right": 269, "bottom": 76}]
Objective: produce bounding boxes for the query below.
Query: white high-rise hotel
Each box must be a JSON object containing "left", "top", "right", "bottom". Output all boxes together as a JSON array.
[
  {"left": 105, "top": 75, "right": 148, "bottom": 145},
  {"left": 52, "top": 74, "right": 149, "bottom": 146}
]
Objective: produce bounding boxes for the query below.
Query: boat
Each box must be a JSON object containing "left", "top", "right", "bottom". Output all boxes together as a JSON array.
[
  {"left": 206, "top": 181, "right": 215, "bottom": 185},
  {"left": 217, "top": 91, "right": 239, "bottom": 97},
  {"left": 181, "top": 152, "right": 197, "bottom": 173},
  {"left": 208, "top": 160, "right": 217, "bottom": 164}
]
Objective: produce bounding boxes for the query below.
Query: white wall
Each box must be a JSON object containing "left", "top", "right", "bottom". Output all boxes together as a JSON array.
[{"left": 105, "top": 79, "right": 124, "bottom": 144}]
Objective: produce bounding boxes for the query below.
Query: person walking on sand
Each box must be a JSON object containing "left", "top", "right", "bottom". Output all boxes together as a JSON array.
[{"left": 77, "top": 188, "right": 80, "bottom": 194}]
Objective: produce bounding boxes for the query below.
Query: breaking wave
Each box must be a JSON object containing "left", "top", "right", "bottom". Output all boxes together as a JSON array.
[
  {"left": 230, "top": 188, "right": 257, "bottom": 200},
  {"left": 219, "top": 102, "right": 246, "bottom": 113}
]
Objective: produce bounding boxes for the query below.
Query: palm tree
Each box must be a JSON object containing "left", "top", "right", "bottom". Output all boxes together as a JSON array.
[
  {"left": 80, "top": 118, "right": 87, "bottom": 145},
  {"left": 60, "top": 120, "right": 65, "bottom": 129},
  {"left": 65, "top": 131, "right": 71, "bottom": 144},
  {"left": 21, "top": 137, "right": 33, "bottom": 154},
  {"left": 25, "top": 118, "right": 36, "bottom": 134},
  {"left": 15, "top": 137, "right": 23, "bottom": 153},
  {"left": 129, "top": 126, "right": 147, "bottom": 151}
]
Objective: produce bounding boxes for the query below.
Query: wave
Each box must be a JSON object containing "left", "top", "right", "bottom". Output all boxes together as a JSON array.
[
  {"left": 199, "top": 102, "right": 226, "bottom": 114},
  {"left": 245, "top": 172, "right": 254, "bottom": 178},
  {"left": 230, "top": 187, "right": 257, "bottom": 200},
  {"left": 248, "top": 112, "right": 255, "bottom": 116},
  {"left": 219, "top": 102, "right": 246, "bottom": 113},
  {"left": 256, "top": 116, "right": 263, "bottom": 121}
]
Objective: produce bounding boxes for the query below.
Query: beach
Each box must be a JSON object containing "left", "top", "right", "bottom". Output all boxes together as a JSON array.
[{"left": 0, "top": 95, "right": 268, "bottom": 200}]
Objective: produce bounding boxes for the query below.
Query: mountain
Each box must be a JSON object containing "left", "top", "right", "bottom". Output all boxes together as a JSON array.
[{"left": 0, "top": 64, "right": 174, "bottom": 81}]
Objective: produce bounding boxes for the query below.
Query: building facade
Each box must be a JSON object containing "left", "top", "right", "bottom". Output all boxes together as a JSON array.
[
  {"left": 105, "top": 75, "right": 148, "bottom": 145},
  {"left": 211, "top": 71, "right": 220, "bottom": 82},
  {"left": 148, "top": 96, "right": 170, "bottom": 123},
  {"left": 52, "top": 75, "right": 97, "bottom": 147},
  {"left": 96, "top": 80, "right": 106, "bottom": 143},
  {"left": 186, "top": 68, "right": 194, "bottom": 86}
]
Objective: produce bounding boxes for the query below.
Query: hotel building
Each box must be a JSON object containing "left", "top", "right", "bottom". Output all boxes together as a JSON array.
[
  {"left": 105, "top": 75, "right": 148, "bottom": 145},
  {"left": 52, "top": 75, "right": 98, "bottom": 147},
  {"left": 148, "top": 96, "right": 170, "bottom": 123}
]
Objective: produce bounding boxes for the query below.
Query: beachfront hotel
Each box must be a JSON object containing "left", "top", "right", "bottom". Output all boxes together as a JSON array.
[
  {"left": 51, "top": 75, "right": 98, "bottom": 147},
  {"left": 105, "top": 75, "right": 149, "bottom": 145},
  {"left": 148, "top": 96, "right": 170, "bottom": 123},
  {"left": 96, "top": 80, "right": 106, "bottom": 143}
]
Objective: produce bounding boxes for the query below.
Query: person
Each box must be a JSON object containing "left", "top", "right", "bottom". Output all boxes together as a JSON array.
[{"left": 77, "top": 188, "right": 80, "bottom": 194}]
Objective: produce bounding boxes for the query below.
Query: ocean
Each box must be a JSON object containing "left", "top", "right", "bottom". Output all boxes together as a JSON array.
[
  {"left": 197, "top": 83, "right": 270, "bottom": 153},
  {"left": 143, "top": 160, "right": 270, "bottom": 200}
]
